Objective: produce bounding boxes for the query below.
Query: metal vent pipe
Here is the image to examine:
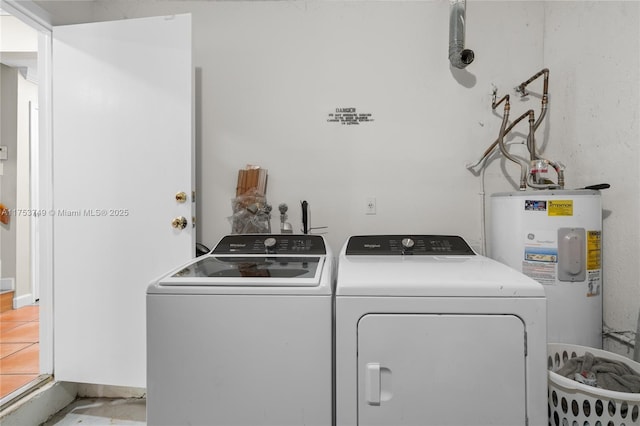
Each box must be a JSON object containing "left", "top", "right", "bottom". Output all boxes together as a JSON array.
[{"left": 449, "top": 0, "right": 474, "bottom": 69}]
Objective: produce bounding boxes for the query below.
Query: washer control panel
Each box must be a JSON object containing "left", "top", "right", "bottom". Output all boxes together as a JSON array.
[
  {"left": 346, "top": 235, "right": 475, "bottom": 256},
  {"left": 213, "top": 234, "right": 326, "bottom": 255}
]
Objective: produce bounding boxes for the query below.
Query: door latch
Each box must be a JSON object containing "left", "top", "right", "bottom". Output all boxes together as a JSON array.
[{"left": 171, "top": 216, "right": 188, "bottom": 230}]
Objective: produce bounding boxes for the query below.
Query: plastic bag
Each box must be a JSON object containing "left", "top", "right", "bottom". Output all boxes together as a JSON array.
[{"left": 228, "top": 189, "right": 272, "bottom": 234}]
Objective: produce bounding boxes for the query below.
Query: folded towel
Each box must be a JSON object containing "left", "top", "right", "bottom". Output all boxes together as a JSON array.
[{"left": 555, "top": 351, "right": 640, "bottom": 393}]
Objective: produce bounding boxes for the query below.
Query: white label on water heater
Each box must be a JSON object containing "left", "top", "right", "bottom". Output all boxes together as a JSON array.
[
  {"left": 587, "top": 270, "right": 601, "bottom": 297},
  {"left": 522, "top": 261, "right": 556, "bottom": 285},
  {"left": 522, "top": 230, "right": 557, "bottom": 285}
]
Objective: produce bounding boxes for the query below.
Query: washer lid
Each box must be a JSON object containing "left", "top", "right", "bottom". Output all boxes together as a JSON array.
[{"left": 158, "top": 255, "right": 325, "bottom": 287}]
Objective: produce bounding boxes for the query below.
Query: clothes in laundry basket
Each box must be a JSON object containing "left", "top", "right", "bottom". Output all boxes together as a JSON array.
[{"left": 555, "top": 351, "right": 640, "bottom": 393}]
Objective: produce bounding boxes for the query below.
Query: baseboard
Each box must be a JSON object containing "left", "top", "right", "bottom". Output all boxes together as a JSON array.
[
  {"left": 77, "top": 383, "right": 146, "bottom": 398},
  {"left": 0, "top": 381, "right": 78, "bottom": 426},
  {"left": 603, "top": 335, "right": 636, "bottom": 360},
  {"left": 13, "top": 293, "right": 33, "bottom": 309}
]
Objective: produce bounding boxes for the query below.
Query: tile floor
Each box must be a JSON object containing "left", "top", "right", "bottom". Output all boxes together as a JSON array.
[
  {"left": 1, "top": 306, "right": 147, "bottom": 424},
  {"left": 0, "top": 305, "right": 39, "bottom": 399},
  {"left": 42, "top": 398, "right": 146, "bottom": 425}
]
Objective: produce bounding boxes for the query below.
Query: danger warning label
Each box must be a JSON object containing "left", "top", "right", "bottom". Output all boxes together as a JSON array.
[{"left": 327, "top": 107, "right": 375, "bottom": 125}]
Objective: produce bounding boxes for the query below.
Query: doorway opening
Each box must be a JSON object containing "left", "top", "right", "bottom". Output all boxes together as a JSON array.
[{"left": 0, "top": 1, "right": 52, "bottom": 409}]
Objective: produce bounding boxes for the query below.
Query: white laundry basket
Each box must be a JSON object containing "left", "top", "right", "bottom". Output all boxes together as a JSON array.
[{"left": 548, "top": 343, "right": 640, "bottom": 426}]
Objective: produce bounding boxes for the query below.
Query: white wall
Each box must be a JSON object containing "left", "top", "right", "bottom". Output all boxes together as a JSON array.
[
  {"left": 0, "top": 14, "right": 38, "bottom": 51},
  {"left": 1, "top": 64, "right": 19, "bottom": 283},
  {"left": 0, "top": 63, "right": 36, "bottom": 305},
  {"left": 542, "top": 1, "right": 640, "bottom": 348},
  {"left": 69, "top": 0, "right": 544, "bottom": 254},
  {"left": 39, "top": 0, "right": 639, "bottom": 354}
]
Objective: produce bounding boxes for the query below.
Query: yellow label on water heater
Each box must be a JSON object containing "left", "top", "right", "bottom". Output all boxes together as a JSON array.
[
  {"left": 587, "top": 230, "right": 602, "bottom": 270},
  {"left": 548, "top": 200, "right": 573, "bottom": 216}
]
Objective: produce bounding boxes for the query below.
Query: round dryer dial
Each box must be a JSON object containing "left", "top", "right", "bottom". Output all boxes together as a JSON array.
[
  {"left": 401, "top": 238, "right": 415, "bottom": 249},
  {"left": 264, "top": 237, "right": 277, "bottom": 251}
]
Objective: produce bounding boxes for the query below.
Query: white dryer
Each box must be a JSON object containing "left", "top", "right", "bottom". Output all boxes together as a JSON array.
[
  {"left": 335, "top": 235, "right": 547, "bottom": 426},
  {"left": 147, "top": 234, "right": 334, "bottom": 426}
]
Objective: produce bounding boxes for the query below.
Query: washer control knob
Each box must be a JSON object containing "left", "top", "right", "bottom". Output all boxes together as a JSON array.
[
  {"left": 401, "top": 238, "right": 415, "bottom": 250},
  {"left": 264, "top": 237, "right": 277, "bottom": 252}
]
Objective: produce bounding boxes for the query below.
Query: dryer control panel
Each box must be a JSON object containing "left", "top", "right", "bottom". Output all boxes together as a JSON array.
[
  {"left": 213, "top": 234, "right": 326, "bottom": 255},
  {"left": 346, "top": 235, "right": 475, "bottom": 256}
]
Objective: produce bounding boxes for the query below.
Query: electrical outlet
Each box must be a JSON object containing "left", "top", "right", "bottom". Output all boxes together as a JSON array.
[{"left": 365, "top": 197, "right": 376, "bottom": 215}]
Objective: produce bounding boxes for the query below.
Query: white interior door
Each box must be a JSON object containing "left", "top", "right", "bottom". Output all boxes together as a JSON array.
[
  {"left": 358, "top": 314, "right": 527, "bottom": 426},
  {"left": 52, "top": 14, "right": 193, "bottom": 387}
]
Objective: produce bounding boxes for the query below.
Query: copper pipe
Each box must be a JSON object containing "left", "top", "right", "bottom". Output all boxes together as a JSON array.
[
  {"left": 527, "top": 109, "right": 536, "bottom": 161},
  {"left": 516, "top": 68, "right": 549, "bottom": 141},
  {"left": 496, "top": 99, "right": 528, "bottom": 190},
  {"left": 517, "top": 69, "right": 565, "bottom": 188},
  {"left": 535, "top": 96, "right": 548, "bottom": 133},
  {"left": 492, "top": 93, "right": 510, "bottom": 110},
  {"left": 470, "top": 72, "right": 548, "bottom": 167},
  {"left": 476, "top": 107, "right": 532, "bottom": 164},
  {"left": 516, "top": 68, "right": 549, "bottom": 97},
  {"left": 469, "top": 68, "right": 564, "bottom": 189}
]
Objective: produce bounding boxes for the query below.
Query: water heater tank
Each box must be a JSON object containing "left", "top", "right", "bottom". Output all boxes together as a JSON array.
[{"left": 490, "top": 190, "right": 602, "bottom": 348}]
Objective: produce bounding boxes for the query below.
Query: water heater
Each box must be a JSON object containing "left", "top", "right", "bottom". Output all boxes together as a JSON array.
[{"left": 490, "top": 190, "right": 602, "bottom": 348}]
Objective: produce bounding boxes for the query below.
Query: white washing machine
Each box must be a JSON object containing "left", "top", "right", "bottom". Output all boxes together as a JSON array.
[
  {"left": 147, "top": 234, "right": 334, "bottom": 426},
  {"left": 335, "top": 235, "right": 547, "bottom": 426}
]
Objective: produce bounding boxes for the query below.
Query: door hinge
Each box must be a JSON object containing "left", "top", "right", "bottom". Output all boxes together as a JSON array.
[
  {"left": 524, "top": 331, "right": 528, "bottom": 357},
  {"left": 192, "top": 190, "right": 196, "bottom": 202}
]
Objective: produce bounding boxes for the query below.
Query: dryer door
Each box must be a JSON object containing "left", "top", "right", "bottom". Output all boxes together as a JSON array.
[{"left": 357, "top": 314, "right": 527, "bottom": 426}]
